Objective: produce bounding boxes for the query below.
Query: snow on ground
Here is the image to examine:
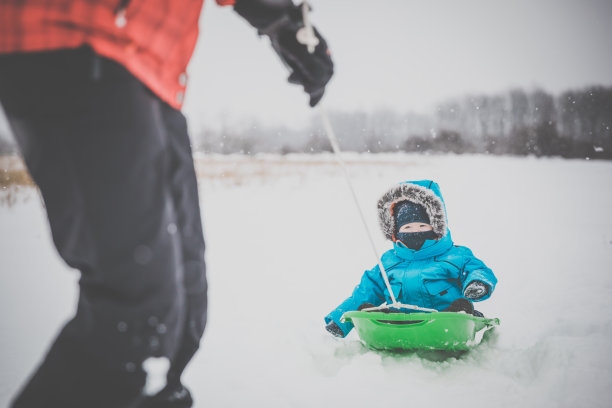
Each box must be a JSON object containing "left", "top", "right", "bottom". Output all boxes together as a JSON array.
[{"left": 1, "top": 153, "right": 612, "bottom": 407}]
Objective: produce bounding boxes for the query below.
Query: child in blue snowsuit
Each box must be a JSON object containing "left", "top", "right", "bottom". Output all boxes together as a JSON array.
[{"left": 325, "top": 180, "right": 497, "bottom": 338}]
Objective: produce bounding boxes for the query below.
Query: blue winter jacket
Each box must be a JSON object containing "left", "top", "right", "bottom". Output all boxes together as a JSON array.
[{"left": 325, "top": 180, "right": 497, "bottom": 337}]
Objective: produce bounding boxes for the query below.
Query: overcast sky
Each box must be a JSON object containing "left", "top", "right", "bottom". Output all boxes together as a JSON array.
[
  {"left": 183, "top": 0, "right": 612, "bottom": 131},
  {"left": 1, "top": 0, "right": 611, "bottom": 141}
]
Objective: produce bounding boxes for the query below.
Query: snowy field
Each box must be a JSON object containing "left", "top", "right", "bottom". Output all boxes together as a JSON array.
[{"left": 1, "top": 153, "right": 612, "bottom": 407}]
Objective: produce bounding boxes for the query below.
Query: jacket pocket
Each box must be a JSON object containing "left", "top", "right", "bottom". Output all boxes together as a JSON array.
[
  {"left": 384, "top": 281, "right": 402, "bottom": 302},
  {"left": 424, "top": 279, "right": 460, "bottom": 298}
]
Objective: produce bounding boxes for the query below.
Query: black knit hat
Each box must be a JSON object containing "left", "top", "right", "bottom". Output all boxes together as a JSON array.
[{"left": 393, "top": 200, "right": 430, "bottom": 234}]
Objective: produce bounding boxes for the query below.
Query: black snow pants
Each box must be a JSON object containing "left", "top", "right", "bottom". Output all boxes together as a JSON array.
[{"left": 0, "top": 47, "right": 207, "bottom": 408}]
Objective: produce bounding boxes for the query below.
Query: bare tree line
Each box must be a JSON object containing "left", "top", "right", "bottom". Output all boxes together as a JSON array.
[
  {"left": 192, "top": 85, "right": 612, "bottom": 160},
  {"left": 1, "top": 85, "right": 611, "bottom": 159}
]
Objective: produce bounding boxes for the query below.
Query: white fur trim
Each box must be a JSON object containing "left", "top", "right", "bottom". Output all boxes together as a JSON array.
[{"left": 377, "top": 183, "right": 447, "bottom": 240}]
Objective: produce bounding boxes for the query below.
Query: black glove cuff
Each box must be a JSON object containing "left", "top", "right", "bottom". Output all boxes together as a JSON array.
[
  {"left": 257, "top": 14, "right": 294, "bottom": 37},
  {"left": 234, "top": 0, "right": 299, "bottom": 32}
]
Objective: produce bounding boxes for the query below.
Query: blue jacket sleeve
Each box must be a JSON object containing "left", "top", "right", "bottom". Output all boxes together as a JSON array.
[
  {"left": 458, "top": 246, "right": 497, "bottom": 302},
  {"left": 324, "top": 265, "right": 386, "bottom": 337}
]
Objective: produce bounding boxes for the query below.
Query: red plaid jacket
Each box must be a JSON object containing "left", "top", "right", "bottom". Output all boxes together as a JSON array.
[{"left": 0, "top": 0, "right": 235, "bottom": 109}]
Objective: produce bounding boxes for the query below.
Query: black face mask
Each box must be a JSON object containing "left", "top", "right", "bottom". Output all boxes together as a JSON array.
[{"left": 396, "top": 230, "right": 437, "bottom": 250}]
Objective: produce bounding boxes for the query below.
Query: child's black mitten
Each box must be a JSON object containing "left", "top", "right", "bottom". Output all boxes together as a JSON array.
[
  {"left": 463, "top": 280, "right": 489, "bottom": 300},
  {"left": 325, "top": 322, "right": 344, "bottom": 338}
]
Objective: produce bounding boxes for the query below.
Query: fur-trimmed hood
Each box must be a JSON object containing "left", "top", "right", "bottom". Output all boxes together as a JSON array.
[{"left": 377, "top": 180, "right": 448, "bottom": 241}]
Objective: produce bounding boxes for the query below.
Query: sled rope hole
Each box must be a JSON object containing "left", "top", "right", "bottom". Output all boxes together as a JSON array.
[{"left": 319, "top": 109, "right": 438, "bottom": 314}]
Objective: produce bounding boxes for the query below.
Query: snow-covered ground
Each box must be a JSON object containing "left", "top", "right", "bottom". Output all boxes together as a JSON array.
[{"left": 2, "top": 153, "right": 612, "bottom": 407}]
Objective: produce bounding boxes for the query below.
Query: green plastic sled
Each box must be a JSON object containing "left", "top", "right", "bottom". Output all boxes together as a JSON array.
[{"left": 341, "top": 311, "right": 500, "bottom": 351}]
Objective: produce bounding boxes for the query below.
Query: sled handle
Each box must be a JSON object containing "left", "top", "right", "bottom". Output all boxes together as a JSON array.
[
  {"left": 343, "top": 314, "right": 500, "bottom": 326},
  {"left": 480, "top": 317, "right": 500, "bottom": 328}
]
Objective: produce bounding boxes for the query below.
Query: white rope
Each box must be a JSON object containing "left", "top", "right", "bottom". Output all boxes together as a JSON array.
[
  {"left": 319, "top": 109, "right": 398, "bottom": 304},
  {"left": 299, "top": 2, "right": 319, "bottom": 53},
  {"left": 319, "top": 110, "right": 438, "bottom": 313},
  {"left": 302, "top": 3, "right": 436, "bottom": 313},
  {"left": 360, "top": 303, "right": 438, "bottom": 313}
]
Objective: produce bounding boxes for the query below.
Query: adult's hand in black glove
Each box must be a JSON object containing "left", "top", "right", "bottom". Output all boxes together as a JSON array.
[
  {"left": 463, "top": 280, "right": 489, "bottom": 300},
  {"left": 234, "top": 0, "right": 334, "bottom": 107},
  {"left": 325, "top": 321, "right": 344, "bottom": 338}
]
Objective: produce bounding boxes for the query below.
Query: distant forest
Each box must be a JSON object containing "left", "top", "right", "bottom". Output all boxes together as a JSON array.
[
  {"left": 193, "top": 85, "right": 612, "bottom": 160},
  {"left": 1, "top": 85, "right": 611, "bottom": 160}
]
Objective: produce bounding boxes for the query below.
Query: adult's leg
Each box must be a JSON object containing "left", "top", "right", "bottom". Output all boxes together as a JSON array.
[
  {"left": 0, "top": 48, "right": 188, "bottom": 408},
  {"left": 163, "top": 106, "right": 207, "bottom": 383},
  {"left": 138, "top": 104, "right": 208, "bottom": 408}
]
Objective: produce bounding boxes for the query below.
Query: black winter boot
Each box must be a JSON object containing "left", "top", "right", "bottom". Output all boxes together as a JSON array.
[{"left": 443, "top": 298, "right": 475, "bottom": 315}]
